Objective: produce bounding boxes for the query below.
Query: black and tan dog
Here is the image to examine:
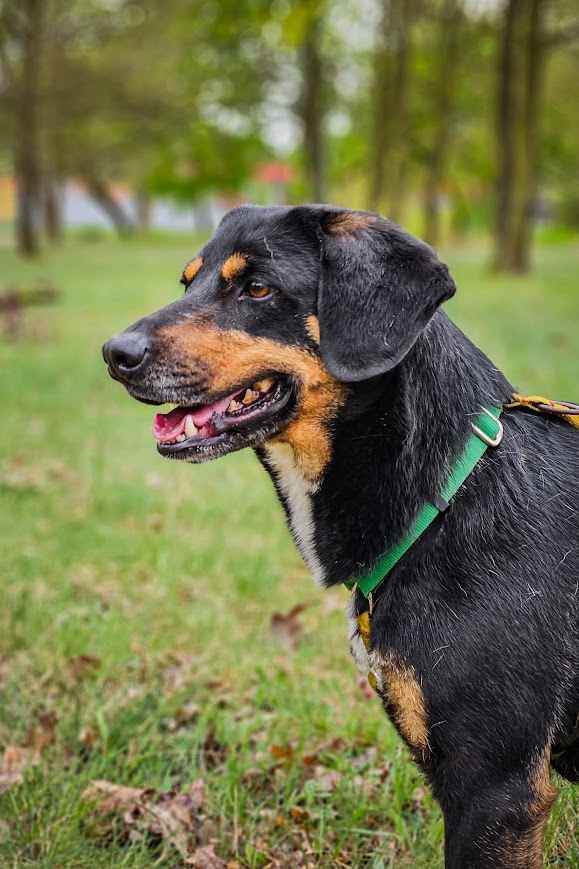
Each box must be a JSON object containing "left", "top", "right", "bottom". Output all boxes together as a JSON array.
[{"left": 102, "top": 205, "right": 578, "bottom": 868}]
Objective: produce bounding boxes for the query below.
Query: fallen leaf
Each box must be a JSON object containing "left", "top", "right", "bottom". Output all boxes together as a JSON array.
[
  {"left": 0, "top": 745, "right": 39, "bottom": 793},
  {"left": 200, "top": 728, "right": 228, "bottom": 769},
  {"left": 176, "top": 701, "right": 200, "bottom": 724},
  {"left": 270, "top": 603, "right": 308, "bottom": 649},
  {"left": 79, "top": 726, "right": 99, "bottom": 749},
  {"left": 290, "top": 806, "right": 309, "bottom": 823},
  {"left": 350, "top": 746, "right": 378, "bottom": 771},
  {"left": 302, "top": 753, "right": 318, "bottom": 767},
  {"left": 164, "top": 701, "right": 201, "bottom": 732},
  {"left": 82, "top": 778, "right": 207, "bottom": 861},
  {"left": 311, "top": 766, "right": 342, "bottom": 792},
  {"left": 82, "top": 779, "right": 145, "bottom": 814},
  {"left": 26, "top": 710, "right": 58, "bottom": 753},
  {"left": 186, "top": 844, "right": 226, "bottom": 867},
  {"left": 270, "top": 743, "right": 294, "bottom": 762},
  {"left": 67, "top": 654, "right": 101, "bottom": 681}
]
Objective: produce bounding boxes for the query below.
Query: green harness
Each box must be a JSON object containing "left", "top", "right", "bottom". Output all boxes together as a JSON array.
[
  {"left": 348, "top": 394, "right": 579, "bottom": 696},
  {"left": 344, "top": 406, "right": 504, "bottom": 607}
]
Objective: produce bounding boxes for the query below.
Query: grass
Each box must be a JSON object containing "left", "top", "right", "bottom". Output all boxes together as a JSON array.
[{"left": 0, "top": 232, "right": 578, "bottom": 867}]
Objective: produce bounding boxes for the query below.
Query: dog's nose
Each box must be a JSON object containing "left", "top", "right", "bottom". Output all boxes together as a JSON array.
[{"left": 102, "top": 330, "right": 150, "bottom": 374}]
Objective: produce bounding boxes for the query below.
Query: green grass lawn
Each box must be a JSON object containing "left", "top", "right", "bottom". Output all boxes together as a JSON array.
[{"left": 0, "top": 233, "right": 578, "bottom": 868}]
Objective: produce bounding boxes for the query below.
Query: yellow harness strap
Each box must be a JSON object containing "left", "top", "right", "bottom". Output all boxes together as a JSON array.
[
  {"left": 356, "top": 611, "right": 379, "bottom": 692},
  {"left": 506, "top": 394, "right": 579, "bottom": 430}
]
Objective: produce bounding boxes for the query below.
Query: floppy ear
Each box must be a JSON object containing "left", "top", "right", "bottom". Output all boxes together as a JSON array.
[{"left": 315, "top": 209, "right": 456, "bottom": 382}]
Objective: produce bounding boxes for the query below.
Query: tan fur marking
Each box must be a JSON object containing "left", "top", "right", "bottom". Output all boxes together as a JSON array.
[
  {"left": 305, "top": 315, "right": 320, "bottom": 344},
  {"left": 507, "top": 749, "right": 558, "bottom": 868},
  {"left": 160, "top": 323, "right": 345, "bottom": 482},
  {"left": 221, "top": 252, "right": 247, "bottom": 282},
  {"left": 183, "top": 256, "right": 203, "bottom": 284},
  {"left": 326, "top": 212, "right": 376, "bottom": 236},
  {"left": 379, "top": 654, "right": 429, "bottom": 754}
]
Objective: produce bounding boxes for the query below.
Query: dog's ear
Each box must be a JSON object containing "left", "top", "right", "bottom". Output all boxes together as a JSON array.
[{"left": 311, "top": 209, "right": 456, "bottom": 382}]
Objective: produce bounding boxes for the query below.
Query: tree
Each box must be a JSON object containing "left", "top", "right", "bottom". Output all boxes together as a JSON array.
[
  {"left": 298, "top": 5, "right": 326, "bottom": 201},
  {"left": 423, "top": 0, "right": 462, "bottom": 247},
  {"left": 493, "top": 0, "right": 546, "bottom": 273},
  {"left": 0, "top": 0, "right": 45, "bottom": 256},
  {"left": 145, "top": 0, "right": 276, "bottom": 205},
  {"left": 368, "top": 0, "right": 416, "bottom": 220}
]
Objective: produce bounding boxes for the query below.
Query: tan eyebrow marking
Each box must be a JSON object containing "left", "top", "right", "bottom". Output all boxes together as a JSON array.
[
  {"left": 182, "top": 256, "right": 203, "bottom": 284},
  {"left": 221, "top": 252, "right": 247, "bottom": 282}
]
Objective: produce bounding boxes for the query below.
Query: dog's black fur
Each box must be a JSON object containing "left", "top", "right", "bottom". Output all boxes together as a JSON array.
[{"left": 103, "top": 205, "right": 578, "bottom": 868}]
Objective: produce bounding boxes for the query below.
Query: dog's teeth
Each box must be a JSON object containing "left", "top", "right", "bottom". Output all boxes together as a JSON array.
[
  {"left": 242, "top": 388, "right": 258, "bottom": 405},
  {"left": 254, "top": 378, "right": 273, "bottom": 393},
  {"left": 176, "top": 433, "right": 186, "bottom": 442},
  {"left": 184, "top": 416, "right": 197, "bottom": 438},
  {"left": 228, "top": 399, "right": 242, "bottom": 413}
]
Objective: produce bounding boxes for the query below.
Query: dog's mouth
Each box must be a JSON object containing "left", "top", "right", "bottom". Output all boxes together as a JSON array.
[{"left": 151, "top": 376, "right": 296, "bottom": 462}]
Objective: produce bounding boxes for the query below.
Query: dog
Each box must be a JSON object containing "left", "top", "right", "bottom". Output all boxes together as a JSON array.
[{"left": 102, "top": 205, "right": 578, "bottom": 868}]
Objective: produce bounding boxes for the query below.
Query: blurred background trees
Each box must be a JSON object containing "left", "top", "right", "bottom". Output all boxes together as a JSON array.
[{"left": 0, "top": 0, "right": 577, "bottom": 271}]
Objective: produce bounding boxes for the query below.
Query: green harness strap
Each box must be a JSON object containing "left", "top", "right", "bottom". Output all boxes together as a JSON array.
[{"left": 345, "top": 407, "right": 504, "bottom": 602}]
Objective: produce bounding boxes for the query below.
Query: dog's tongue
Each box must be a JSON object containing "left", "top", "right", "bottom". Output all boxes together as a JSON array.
[{"left": 153, "top": 393, "right": 235, "bottom": 443}]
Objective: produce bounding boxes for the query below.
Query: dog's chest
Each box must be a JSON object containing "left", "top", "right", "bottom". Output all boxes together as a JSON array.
[{"left": 264, "top": 443, "right": 325, "bottom": 585}]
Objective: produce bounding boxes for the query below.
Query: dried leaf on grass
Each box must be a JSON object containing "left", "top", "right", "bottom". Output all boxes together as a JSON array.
[
  {"left": 81, "top": 778, "right": 212, "bottom": 862},
  {"left": 270, "top": 603, "right": 308, "bottom": 649},
  {"left": 67, "top": 654, "right": 101, "bottom": 682},
  {"left": 0, "top": 745, "right": 39, "bottom": 793},
  {"left": 270, "top": 743, "right": 295, "bottom": 762},
  {"left": 78, "top": 725, "right": 99, "bottom": 749},
  {"left": 310, "top": 766, "right": 342, "bottom": 792},
  {"left": 0, "top": 709, "right": 59, "bottom": 793},
  {"left": 163, "top": 701, "right": 200, "bottom": 732},
  {"left": 26, "top": 710, "right": 58, "bottom": 753},
  {"left": 186, "top": 843, "right": 227, "bottom": 867}
]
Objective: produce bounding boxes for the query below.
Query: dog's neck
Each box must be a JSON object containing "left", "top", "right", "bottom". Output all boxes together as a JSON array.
[{"left": 260, "top": 312, "right": 512, "bottom": 587}]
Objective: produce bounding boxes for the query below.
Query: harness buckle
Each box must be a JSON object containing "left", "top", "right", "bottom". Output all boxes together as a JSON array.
[{"left": 471, "top": 407, "right": 504, "bottom": 448}]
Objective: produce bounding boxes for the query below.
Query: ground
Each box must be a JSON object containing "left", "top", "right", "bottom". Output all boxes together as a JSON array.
[{"left": 0, "top": 231, "right": 577, "bottom": 868}]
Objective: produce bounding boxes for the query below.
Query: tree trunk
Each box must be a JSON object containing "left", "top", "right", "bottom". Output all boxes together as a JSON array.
[
  {"left": 388, "top": 0, "right": 413, "bottom": 224},
  {"left": 136, "top": 190, "right": 152, "bottom": 231},
  {"left": 512, "top": 0, "right": 545, "bottom": 270},
  {"left": 368, "top": 0, "right": 415, "bottom": 220},
  {"left": 368, "top": 0, "right": 392, "bottom": 210},
  {"left": 83, "top": 176, "right": 135, "bottom": 237},
  {"left": 299, "top": 6, "right": 325, "bottom": 202},
  {"left": 44, "top": 175, "right": 63, "bottom": 243},
  {"left": 494, "top": 0, "right": 517, "bottom": 271},
  {"left": 423, "top": 0, "right": 462, "bottom": 248},
  {"left": 14, "top": 0, "right": 44, "bottom": 257},
  {"left": 493, "top": 0, "right": 546, "bottom": 273},
  {"left": 43, "top": 25, "right": 65, "bottom": 245}
]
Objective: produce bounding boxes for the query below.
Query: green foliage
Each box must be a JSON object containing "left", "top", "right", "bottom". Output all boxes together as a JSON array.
[
  {"left": 149, "top": 125, "right": 270, "bottom": 201},
  {"left": 1, "top": 0, "right": 579, "bottom": 236}
]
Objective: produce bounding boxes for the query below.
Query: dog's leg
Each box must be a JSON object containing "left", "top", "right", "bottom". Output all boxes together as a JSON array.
[{"left": 438, "top": 753, "right": 558, "bottom": 869}]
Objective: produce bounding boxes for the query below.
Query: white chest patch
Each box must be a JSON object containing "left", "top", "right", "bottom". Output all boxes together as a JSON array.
[{"left": 265, "top": 443, "right": 325, "bottom": 585}]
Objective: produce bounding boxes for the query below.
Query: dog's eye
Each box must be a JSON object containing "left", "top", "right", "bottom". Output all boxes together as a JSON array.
[{"left": 244, "top": 282, "right": 272, "bottom": 301}]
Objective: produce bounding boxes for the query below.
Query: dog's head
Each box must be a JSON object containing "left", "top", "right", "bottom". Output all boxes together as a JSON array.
[{"left": 102, "top": 205, "right": 455, "bottom": 479}]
